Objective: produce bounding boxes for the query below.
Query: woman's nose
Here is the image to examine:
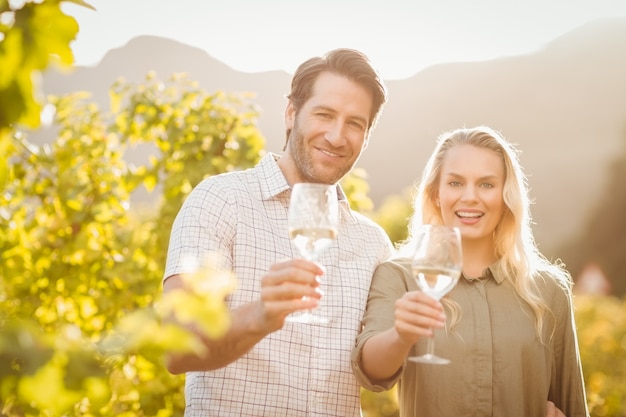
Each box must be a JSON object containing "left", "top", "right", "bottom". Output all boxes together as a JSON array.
[{"left": 461, "top": 185, "right": 478, "bottom": 202}]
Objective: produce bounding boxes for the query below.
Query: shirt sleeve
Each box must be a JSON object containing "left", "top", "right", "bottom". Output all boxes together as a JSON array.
[
  {"left": 546, "top": 274, "right": 590, "bottom": 417},
  {"left": 163, "top": 178, "right": 236, "bottom": 281},
  {"left": 351, "top": 259, "right": 412, "bottom": 391}
]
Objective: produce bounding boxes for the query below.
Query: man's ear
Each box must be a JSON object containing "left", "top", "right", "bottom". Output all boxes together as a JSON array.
[
  {"left": 285, "top": 101, "right": 296, "bottom": 130},
  {"left": 362, "top": 132, "right": 370, "bottom": 150}
]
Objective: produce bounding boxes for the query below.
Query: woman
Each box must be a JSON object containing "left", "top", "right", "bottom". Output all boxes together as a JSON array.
[{"left": 351, "top": 126, "right": 589, "bottom": 416}]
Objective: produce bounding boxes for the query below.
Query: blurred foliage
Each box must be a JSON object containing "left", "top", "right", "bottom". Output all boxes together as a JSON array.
[
  {"left": 574, "top": 295, "right": 626, "bottom": 416},
  {"left": 371, "top": 189, "right": 413, "bottom": 246},
  {"left": 0, "top": 71, "right": 265, "bottom": 415},
  {"left": 0, "top": 0, "right": 95, "bottom": 189},
  {"left": 361, "top": 386, "right": 399, "bottom": 417},
  {"left": 339, "top": 167, "right": 376, "bottom": 214}
]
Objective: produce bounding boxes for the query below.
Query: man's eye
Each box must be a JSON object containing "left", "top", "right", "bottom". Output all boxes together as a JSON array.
[{"left": 348, "top": 120, "right": 365, "bottom": 130}]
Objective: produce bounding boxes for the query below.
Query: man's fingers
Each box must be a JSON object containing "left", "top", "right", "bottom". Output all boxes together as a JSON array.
[
  {"left": 264, "top": 260, "right": 323, "bottom": 287},
  {"left": 261, "top": 281, "right": 322, "bottom": 301}
]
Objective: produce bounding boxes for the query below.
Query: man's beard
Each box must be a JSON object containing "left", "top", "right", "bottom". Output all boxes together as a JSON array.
[{"left": 288, "top": 123, "right": 354, "bottom": 184}]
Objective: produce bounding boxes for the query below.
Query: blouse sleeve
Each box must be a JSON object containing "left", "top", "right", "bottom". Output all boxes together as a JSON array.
[
  {"left": 351, "top": 258, "right": 412, "bottom": 391},
  {"left": 546, "top": 274, "right": 590, "bottom": 417}
]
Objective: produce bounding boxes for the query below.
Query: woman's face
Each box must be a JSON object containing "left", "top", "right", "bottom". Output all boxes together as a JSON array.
[{"left": 437, "top": 144, "right": 505, "bottom": 247}]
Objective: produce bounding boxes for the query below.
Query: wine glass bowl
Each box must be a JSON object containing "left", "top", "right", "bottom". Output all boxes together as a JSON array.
[
  {"left": 285, "top": 183, "right": 339, "bottom": 324},
  {"left": 289, "top": 226, "right": 337, "bottom": 263},
  {"left": 409, "top": 224, "right": 462, "bottom": 364},
  {"left": 412, "top": 266, "right": 459, "bottom": 300}
]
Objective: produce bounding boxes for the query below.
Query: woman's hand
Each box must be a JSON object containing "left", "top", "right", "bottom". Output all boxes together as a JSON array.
[
  {"left": 394, "top": 290, "right": 446, "bottom": 345},
  {"left": 546, "top": 401, "right": 565, "bottom": 417}
]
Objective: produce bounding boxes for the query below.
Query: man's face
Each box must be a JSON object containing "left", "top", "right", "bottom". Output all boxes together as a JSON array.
[{"left": 281, "top": 72, "right": 373, "bottom": 185}]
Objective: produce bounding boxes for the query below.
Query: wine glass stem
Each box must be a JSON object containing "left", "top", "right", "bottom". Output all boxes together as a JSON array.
[
  {"left": 425, "top": 330, "right": 436, "bottom": 357},
  {"left": 304, "top": 255, "right": 318, "bottom": 314}
]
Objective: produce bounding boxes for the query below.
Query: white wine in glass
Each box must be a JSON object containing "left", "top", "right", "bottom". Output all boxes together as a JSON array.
[
  {"left": 286, "top": 183, "right": 339, "bottom": 324},
  {"left": 409, "top": 224, "right": 462, "bottom": 364},
  {"left": 289, "top": 227, "right": 337, "bottom": 262}
]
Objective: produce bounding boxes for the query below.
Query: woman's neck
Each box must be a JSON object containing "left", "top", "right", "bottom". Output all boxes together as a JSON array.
[{"left": 461, "top": 238, "right": 497, "bottom": 278}]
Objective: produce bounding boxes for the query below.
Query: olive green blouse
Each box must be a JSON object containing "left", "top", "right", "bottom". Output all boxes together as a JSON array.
[{"left": 351, "top": 258, "right": 589, "bottom": 417}]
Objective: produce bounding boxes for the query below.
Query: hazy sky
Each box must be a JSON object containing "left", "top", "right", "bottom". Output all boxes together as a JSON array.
[{"left": 64, "top": 0, "right": 626, "bottom": 80}]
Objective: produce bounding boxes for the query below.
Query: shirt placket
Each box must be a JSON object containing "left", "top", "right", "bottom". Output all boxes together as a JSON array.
[
  {"left": 472, "top": 280, "right": 494, "bottom": 415},
  {"left": 308, "top": 324, "right": 328, "bottom": 416}
]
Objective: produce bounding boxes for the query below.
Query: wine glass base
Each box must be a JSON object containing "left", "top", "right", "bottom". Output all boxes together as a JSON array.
[
  {"left": 408, "top": 354, "right": 450, "bottom": 365},
  {"left": 285, "top": 311, "right": 329, "bottom": 324}
]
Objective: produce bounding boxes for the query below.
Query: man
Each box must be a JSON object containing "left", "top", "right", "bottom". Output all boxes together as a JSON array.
[{"left": 163, "top": 48, "right": 393, "bottom": 416}]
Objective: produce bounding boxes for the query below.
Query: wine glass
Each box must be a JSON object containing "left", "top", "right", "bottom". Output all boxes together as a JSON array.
[
  {"left": 409, "top": 224, "right": 462, "bottom": 364},
  {"left": 285, "top": 182, "right": 339, "bottom": 324}
]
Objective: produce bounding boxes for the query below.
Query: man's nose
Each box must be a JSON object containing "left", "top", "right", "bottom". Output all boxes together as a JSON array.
[{"left": 324, "top": 121, "right": 345, "bottom": 146}]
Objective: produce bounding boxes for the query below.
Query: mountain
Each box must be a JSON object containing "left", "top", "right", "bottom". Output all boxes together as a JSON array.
[{"left": 40, "top": 17, "right": 626, "bottom": 254}]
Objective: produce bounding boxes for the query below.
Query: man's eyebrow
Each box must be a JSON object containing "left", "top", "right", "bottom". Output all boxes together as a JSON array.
[{"left": 311, "top": 105, "right": 369, "bottom": 126}]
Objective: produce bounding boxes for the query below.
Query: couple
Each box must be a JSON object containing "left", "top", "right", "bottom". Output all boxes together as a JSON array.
[{"left": 161, "top": 48, "right": 588, "bottom": 417}]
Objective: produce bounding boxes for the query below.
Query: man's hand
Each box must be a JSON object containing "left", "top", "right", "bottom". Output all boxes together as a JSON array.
[
  {"left": 162, "top": 258, "right": 324, "bottom": 373},
  {"left": 258, "top": 258, "right": 324, "bottom": 331}
]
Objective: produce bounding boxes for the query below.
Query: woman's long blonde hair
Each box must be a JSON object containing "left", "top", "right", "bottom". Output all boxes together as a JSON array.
[{"left": 398, "top": 126, "right": 572, "bottom": 338}]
